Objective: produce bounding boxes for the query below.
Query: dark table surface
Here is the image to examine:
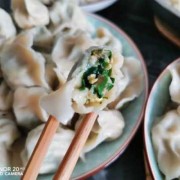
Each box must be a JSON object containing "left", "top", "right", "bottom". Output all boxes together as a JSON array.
[
  {"left": 89, "top": 0, "right": 180, "bottom": 180},
  {"left": 0, "top": 0, "right": 180, "bottom": 180}
]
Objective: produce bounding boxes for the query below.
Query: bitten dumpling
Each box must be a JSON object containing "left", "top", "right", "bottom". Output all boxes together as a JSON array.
[
  {"left": 21, "top": 124, "right": 75, "bottom": 174},
  {"left": 13, "top": 87, "right": 48, "bottom": 129},
  {"left": 76, "top": 110, "right": 125, "bottom": 153},
  {"left": 152, "top": 106, "right": 180, "bottom": 180},
  {"left": 0, "top": 31, "right": 49, "bottom": 89},
  {"left": 11, "top": 0, "right": 49, "bottom": 29},
  {"left": 0, "top": 8, "right": 16, "bottom": 39},
  {"left": 169, "top": 62, "right": 180, "bottom": 104},
  {"left": 41, "top": 47, "right": 124, "bottom": 124}
]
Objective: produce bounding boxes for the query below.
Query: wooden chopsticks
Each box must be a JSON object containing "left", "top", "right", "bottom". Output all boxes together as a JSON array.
[
  {"left": 21, "top": 115, "right": 59, "bottom": 180},
  {"left": 53, "top": 112, "right": 97, "bottom": 180},
  {"left": 22, "top": 113, "right": 97, "bottom": 180}
]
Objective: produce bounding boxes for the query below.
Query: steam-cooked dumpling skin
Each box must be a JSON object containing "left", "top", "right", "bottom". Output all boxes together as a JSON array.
[
  {"left": 49, "top": 1, "right": 93, "bottom": 34},
  {"left": 21, "top": 124, "right": 75, "bottom": 174},
  {"left": 0, "top": 111, "right": 20, "bottom": 167},
  {"left": 0, "top": 81, "right": 13, "bottom": 111},
  {"left": 41, "top": 80, "right": 75, "bottom": 125},
  {"left": 0, "top": 111, "right": 20, "bottom": 148},
  {"left": 76, "top": 110, "right": 125, "bottom": 153},
  {"left": 0, "top": 31, "right": 49, "bottom": 89},
  {"left": 43, "top": 53, "right": 59, "bottom": 90},
  {"left": 52, "top": 30, "right": 95, "bottom": 84},
  {"left": 40, "top": 0, "right": 53, "bottom": 5},
  {"left": 28, "top": 26, "right": 53, "bottom": 52},
  {"left": 0, "top": 8, "right": 16, "bottom": 39},
  {"left": 152, "top": 106, "right": 180, "bottom": 180},
  {"left": 95, "top": 28, "right": 122, "bottom": 53},
  {"left": 169, "top": 62, "right": 180, "bottom": 104},
  {"left": 11, "top": 0, "right": 49, "bottom": 29},
  {"left": 109, "top": 57, "right": 143, "bottom": 109},
  {"left": 13, "top": 87, "right": 48, "bottom": 129},
  {"left": 41, "top": 47, "right": 124, "bottom": 125}
]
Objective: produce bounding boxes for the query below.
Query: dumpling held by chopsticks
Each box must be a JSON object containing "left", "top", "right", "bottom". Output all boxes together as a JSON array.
[{"left": 41, "top": 46, "right": 124, "bottom": 125}]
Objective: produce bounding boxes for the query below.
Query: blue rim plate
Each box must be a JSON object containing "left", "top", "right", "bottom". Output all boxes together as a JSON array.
[
  {"left": 0, "top": 13, "right": 148, "bottom": 180},
  {"left": 144, "top": 58, "right": 180, "bottom": 180}
]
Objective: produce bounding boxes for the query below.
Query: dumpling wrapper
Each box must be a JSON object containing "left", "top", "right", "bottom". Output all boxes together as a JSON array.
[
  {"left": 152, "top": 106, "right": 180, "bottom": 180},
  {"left": 168, "top": 62, "right": 180, "bottom": 104},
  {"left": 11, "top": 0, "right": 49, "bottom": 29},
  {"left": 40, "top": 80, "right": 75, "bottom": 125},
  {"left": 27, "top": 26, "right": 53, "bottom": 53},
  {"left": 0, "top": 147, "right": 12, "bottom": 167},
  {"left": 13, "top": 87, "right": 49, "bottom": 129},
  {"left": 94, "top": 28, "right": 123, "bottom": 53},
  {"left": 0, "top": 31, "right": 49, "bottom": 89},
  {"left": 0, "top": 81, "right": 13, "bottom": 111},
  {"left": 109, "top": 57, "right": 143, "bottom": 109},
  {"left": 49, "top": 1, "right": 93, "bottom": 34},
  {"left": 76, "top": 110, "right": 125, "bottom": 153},
  {"left": 0, "top": 111, "right": 20, "bottom": 167},
  {"left": 41, "top": 47, "right": 124, "bottom": 125},
  {"left": 0, "top": 8, "right": 16, "bottom": 39},
  {"left": 21, "top": 124, "right": 75, "bottom": 174},
  {"left": 0, "top": 111, "right": 20, "bottom": 148}
]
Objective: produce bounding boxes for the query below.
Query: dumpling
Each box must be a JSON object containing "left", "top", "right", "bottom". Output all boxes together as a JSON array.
[
  {"left": 21, "top": 124, "right": 75, "bottom": 174},
  {"left": 0, "top": 8, "right": 16, "bottom": 39},
  {"left": 109, "top": 57, "right": 143, "bottom": 109},
  {"left": 27, "top": 26, "right": 53, "bottom": 53},
  {"left": 52, "top": 30, "right": 95, "bottom": 85},
  {"left": 40, "top": 0, "right": 53, "bottom": 5},
  {"left": 11, "top": 0, "right": 49, "bottom": 29},
  {"left": 13, "top": 87, "right": 48, "bottom": 129},
  {"left": 152, "top": 106, "right": 180, "bottom": 180},
  {"left": 76, "top": 110, "right": 125, "bottom": 153},
  {"left": 43, "top": 53, "right": 59, "bottom": 90},
  {"left": 169, "top": 62, "right": 180, "bottom": 104},
  {"left": 94, "top": 28, "right": 123, "bottom": 53},
  {"left": 41, "top": 47, "right": 124, "bottom": 125},
  {"left": 49, "top": 1, "right": 93, "bottom": 34},
  {"left": 40, "top": 80, "right": 75, "bottom": 125},
  {"left": 0, "top": 80, "right": 13, "bottom": 111},
  {"left": 0, "top": 31, "right": 49, "bottom": 90},
  {"left": 0, "top": 111, "right": 20, "bottom": 148},
  {"left": 0, "top": 111, "right": 20, "bottom": 167}
]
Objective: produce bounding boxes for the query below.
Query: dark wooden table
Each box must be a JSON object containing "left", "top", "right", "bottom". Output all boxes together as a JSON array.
[
  {"left": 0, "top": 0, "right": 179, "bottom": 180},
  {"left": 89, "top": 0, "right": 179, "bottom": 179}
]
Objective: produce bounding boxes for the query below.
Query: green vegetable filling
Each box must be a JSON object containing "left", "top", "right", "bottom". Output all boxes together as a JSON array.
[{"left": 80, "top": 49, "right": 115, "bottom": 99}]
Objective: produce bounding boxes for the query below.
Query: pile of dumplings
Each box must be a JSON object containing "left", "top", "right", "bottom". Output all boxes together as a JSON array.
[
  {"left": 168, "top": 0, "right": 180, "bottom": 11},
  {"left": 152, "top": 62, "right": 180, "bottom": 180},
  {"left": 0, "top": 0, "right": 143, "bottom": 174}
]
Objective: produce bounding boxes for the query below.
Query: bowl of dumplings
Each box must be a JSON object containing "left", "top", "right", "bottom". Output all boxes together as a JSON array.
[
  {"left": 0, "top": 0, "right": 148, "bottom": 179},
  {"left": 144, "top": 58, "right": 180, "bottom": 180}
]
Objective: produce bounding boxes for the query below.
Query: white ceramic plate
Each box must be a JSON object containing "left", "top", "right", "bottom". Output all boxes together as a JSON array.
[{"left": 81, "top": 0, "right": 117, "bottom": 12}]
